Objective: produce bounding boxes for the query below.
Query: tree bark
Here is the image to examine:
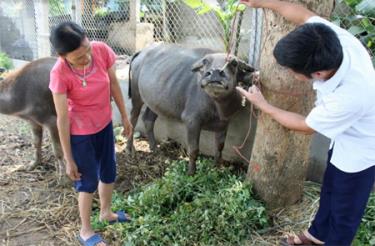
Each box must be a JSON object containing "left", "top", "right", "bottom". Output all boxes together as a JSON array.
[{"left": 247, "top": 0, "right": 335, "bottom": 209}]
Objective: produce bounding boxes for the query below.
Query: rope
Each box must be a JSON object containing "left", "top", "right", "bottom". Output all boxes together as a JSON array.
[
  {"left": 225, "top": 2, "right": 242, "bottom": 61},
  {"left": 232, "top": 74, "right": 261, "bottom": 164},
  {"left": 232, "top": 103, "right": 256, "bottom": 163},
  {"left": 228, "top": 2, "right": 255, "bottom": 164}
]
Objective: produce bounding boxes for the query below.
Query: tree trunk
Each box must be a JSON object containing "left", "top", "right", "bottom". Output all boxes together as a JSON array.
[{"left": 247, "top": 0, "right": 335, "bottom": 209}]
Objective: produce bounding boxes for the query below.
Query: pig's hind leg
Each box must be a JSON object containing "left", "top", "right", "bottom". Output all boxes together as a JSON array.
[
  {"left": 142, "top": 107, "right": 158, "bottom": 151},
  {"left": 126, "top": 97, "right": 144, "bottom": 154},
  {"left": 25, "top": 121, "right": 43, "bottom": 171}
]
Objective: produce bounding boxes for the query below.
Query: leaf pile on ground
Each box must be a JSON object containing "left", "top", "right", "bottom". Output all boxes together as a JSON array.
[{"left": 93, "top": 158, "right": 269, "bottom": 246}]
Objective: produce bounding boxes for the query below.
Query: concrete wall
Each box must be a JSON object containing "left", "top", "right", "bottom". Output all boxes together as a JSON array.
[
  {"left": 108, "top": 22, "right": 154, "bottom": 53},
  {"left": 307, "top": 134, "right": 330, "bottom": 183},
  {"left": 11, "top": 59, "right": 30, "bottom": 69}
]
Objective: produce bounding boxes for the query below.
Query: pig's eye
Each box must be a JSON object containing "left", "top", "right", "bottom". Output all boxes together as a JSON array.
[
  {"left": 219, "top": 70, "right": 226, "bottom": 77},
  {"left": 205, "top": 71, "right": 212, "bottom": 77}
]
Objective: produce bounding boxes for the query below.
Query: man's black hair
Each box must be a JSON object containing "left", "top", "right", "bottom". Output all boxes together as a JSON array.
[
  {"left": 50, "top": 21, "right": 86, "bottom": 55},
  {"left": 273, "top": 23, "right": 343, "bottom": 78}
]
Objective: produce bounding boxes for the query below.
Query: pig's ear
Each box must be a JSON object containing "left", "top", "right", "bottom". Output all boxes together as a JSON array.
[
  {"left": 229, "top": 57, "right": 256, "bottom": 85},
  {"left": 191, "top": 58, "right": 208, "bottom": 72},
  {"left": 229, "top": 57, "right": 255, "bottom": 73}
]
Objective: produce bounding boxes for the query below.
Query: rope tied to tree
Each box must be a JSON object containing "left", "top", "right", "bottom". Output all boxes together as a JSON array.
[
  {"left": 224, "top": 2, "right": 259, "bottom": 164},
  {"left": 224, "top": 3, "right": 311, "bottom": 165}
]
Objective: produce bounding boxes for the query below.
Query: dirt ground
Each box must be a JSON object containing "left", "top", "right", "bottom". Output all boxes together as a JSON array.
[
  {"left": 0, "top": 114, "right": 184, "bottom": 245},
  {"left": 0, "top": 113, "right": 321, "bottom": 246}
]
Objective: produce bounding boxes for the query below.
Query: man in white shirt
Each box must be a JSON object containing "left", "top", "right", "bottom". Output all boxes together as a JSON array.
[{"left": 238, "top": 0, "right": 375, "bottom": 245}]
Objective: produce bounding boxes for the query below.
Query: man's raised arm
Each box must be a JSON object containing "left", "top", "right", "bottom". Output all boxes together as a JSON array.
[{"left": 240, "top": 0, "right": 317, "bottom": 25}]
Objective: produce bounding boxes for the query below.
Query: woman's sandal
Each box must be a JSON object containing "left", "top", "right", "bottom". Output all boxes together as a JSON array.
[{"left": 280, "top": 232, "right": 320, "bottom": 246}]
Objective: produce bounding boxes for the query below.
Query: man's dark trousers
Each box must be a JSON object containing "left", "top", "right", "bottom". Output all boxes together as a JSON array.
[{"left": 308, "top": 149, "right": 375, "bottom": 245}]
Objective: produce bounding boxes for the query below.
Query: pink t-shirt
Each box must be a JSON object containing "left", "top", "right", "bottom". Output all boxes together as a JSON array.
[{"left": 49, "top": 41, "right": 116, "bottom": 135}]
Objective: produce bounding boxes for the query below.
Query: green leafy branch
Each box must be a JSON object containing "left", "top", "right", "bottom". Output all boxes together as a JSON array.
[
  {"left": 333, "top": 0, "right": 375, "bottom": 65},
  {"left": 0, "top": 52, "right": 13, "bottom": 70},
  {"left": 48, "top": 0, "right": 67, "bottom": 17},
  {"left": 92, "top": 158, "right": 268, "bottom": 245}
]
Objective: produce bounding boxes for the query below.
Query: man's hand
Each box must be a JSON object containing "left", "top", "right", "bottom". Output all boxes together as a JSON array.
[
  {"left": 122, "top": 117, "right": 133, "bottom": 139},
  {"left": 66, "top": 160, "right": 81, "bottom": 181},
  {"left": 236, "top": 85, "right": 269, "bottom": 110},
  {"left": 237, "top": 85, "right": 314, "bottom": 134}
]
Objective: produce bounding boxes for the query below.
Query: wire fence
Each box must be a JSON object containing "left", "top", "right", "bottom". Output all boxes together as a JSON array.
[
  {"left": 0, "top": 0, "right": 373, "bottom": 66},
  {"left": 46, "top": 0, "right": 257, "bottom": 60},
  {"left": 0, "top": 0, "right": 38, "bottom": 61},
  {"left": 0, "top": 0, "right": 258, "bottom": 62}
]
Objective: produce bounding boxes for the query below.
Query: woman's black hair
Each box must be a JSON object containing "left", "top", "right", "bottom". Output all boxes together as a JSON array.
[
  {"left": 273, "top": 23, "right": 343, "bottom": 77},
  {"left": 50, "top": 21, "right": 86, "bottom": 55}
]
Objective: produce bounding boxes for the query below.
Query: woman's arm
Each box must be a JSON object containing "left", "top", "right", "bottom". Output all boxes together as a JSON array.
[
  {"left": 108, "top": 65, "right": 133, "bottom": 138},
  {"left": 52, "top": 93, "right": 81, "bottom": 180}
]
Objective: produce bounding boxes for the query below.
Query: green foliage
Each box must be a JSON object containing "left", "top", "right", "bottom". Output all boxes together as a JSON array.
[
  {"left": 343, "top": 0, "right": 363, "bottom": 8},
  {"left": 333, "top": 0, "right": 375, "bottom": 65},
  {"left": 356, "top": 0, "right": 375, "bottom": 16},
  {"left": 0, "top": 52, "right": 13, "bottom": 70},
  {"left": 93, "top": 158, "right": 268, "bottom": 245},
  {"left": 94, "top": 7, "right": 110, "bottom": 18},
  {"left": 353, "top": 193, "right": 375, "bottom": 246},
  {"left": 48, "top": 0, "right": 67, "bottom": 16},
  {"left": 182, "top": 0, "right": 246, "bottom": 52},
  {"left": 113, "top": 126, "right": 124, "bottom": 142}
]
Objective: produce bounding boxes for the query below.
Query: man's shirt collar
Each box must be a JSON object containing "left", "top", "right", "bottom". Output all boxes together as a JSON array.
[{"left": 312, "top": 49, "right": 350, "bottom": 94}]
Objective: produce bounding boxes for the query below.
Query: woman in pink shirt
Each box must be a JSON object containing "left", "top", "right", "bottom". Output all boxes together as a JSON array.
[{"left": 49, "top": 21, "right": 132, "bottom": 246}]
